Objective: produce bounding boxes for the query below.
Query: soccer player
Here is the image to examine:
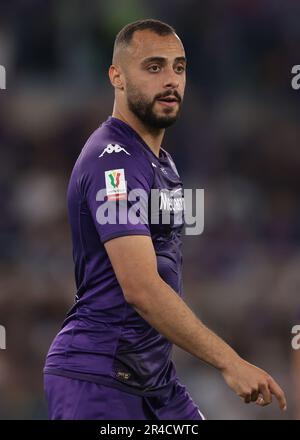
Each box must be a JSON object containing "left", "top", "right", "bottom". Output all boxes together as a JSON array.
[{"left": 44, "top": 19, "right": 287, "bottom": 419}]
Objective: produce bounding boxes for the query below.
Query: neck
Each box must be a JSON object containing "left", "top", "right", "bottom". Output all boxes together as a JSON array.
[{"left": 112, "top": 106, "right": 165, "bottom": 158}]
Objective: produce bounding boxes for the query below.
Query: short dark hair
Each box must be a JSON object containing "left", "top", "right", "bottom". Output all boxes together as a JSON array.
[{"left": 113, "top": 19, "right": 176, "bottom": 61}]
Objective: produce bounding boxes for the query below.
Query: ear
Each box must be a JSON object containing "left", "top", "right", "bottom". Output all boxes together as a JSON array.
[{"left": 109, "top": 65, "right": 124, "bottom": 90}]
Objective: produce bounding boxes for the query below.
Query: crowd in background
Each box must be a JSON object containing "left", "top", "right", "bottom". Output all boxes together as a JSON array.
[{"left": 1, "top": 0, "right": 300, "bottom": 419}]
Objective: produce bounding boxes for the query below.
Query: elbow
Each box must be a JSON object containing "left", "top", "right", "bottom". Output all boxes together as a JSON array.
[
  {"left": 122, "top": 277, "right": 160, "bottom": 311},
  {"left": 122, "top": 285, "right": 148, "bottom": 310}
]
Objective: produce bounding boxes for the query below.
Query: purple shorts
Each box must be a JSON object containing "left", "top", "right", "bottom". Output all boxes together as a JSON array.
[{"left": 44, "top": 374, "right": 205, "bottom": 420}]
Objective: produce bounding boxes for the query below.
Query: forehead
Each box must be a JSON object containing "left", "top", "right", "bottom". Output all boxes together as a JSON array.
[{"left": 128, "top": 30, "right": 185, "bottom": 61}]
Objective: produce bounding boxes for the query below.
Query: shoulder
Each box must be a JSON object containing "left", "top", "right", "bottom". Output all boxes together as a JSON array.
[
  {"left": 79, "top": 124, "right": 153, "bottom": 174},
  {"left": 74, "top": 124, "right": 155, "bottom": 196}
]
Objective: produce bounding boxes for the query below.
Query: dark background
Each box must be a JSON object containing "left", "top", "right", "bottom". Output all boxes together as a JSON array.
[{"left": 0, "top": 0, "right": 300, "bottom": 419}]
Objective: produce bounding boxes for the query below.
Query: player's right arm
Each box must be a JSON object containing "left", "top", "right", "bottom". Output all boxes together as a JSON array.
[{"left": 105, "top": 234, "right": 287, "bottom": 412}]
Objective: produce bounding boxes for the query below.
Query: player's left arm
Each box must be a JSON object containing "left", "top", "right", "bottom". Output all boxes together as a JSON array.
[{"left": 104, "top": 234, "right": 287, "bottom": 411}]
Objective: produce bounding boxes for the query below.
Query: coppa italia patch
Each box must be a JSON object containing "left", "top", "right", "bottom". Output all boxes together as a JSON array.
[{"left": 105, "top": 168, "right": 127, "bottom": 200}]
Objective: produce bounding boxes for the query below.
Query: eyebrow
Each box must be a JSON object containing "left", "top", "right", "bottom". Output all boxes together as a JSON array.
[{"left": 141, "top": 56, "right": 187, "bottom": 66}]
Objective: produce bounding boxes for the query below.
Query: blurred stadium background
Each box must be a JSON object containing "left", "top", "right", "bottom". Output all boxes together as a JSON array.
[{"left": 0, "top": 0, "right": 300, "bottom": 419}]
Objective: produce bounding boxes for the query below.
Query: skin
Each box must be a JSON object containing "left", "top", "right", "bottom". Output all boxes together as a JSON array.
[
  {"left": 105, "top": 29, "right": 287, "bottom": 413},
  {"left": 109, "top": 29, "right": 186, "bottom": 157}
]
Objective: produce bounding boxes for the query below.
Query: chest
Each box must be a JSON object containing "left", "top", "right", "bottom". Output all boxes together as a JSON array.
[{"left": 148, "top": 158, "right": 185, "bottom": 237}]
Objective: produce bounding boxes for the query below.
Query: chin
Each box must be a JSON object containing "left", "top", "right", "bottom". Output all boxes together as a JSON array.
[
  {"left": 157, "top": 111, "right": 179, "bottom": 124},
  {"left": 152, "top": 117, "right": 178, "bottom": 129}
]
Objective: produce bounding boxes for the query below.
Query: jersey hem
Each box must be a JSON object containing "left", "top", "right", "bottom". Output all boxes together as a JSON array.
[{"left": 43, "top": 367, "right": 175, "bottom": 397}]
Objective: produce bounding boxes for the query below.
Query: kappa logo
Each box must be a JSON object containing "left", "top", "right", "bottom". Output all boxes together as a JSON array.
[{"left": 99, "top": 144, "right": 130, "bottom": 158}]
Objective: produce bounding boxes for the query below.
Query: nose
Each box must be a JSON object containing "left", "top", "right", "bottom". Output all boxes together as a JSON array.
[{"left": 163, "top": 66, "right": 180, "bottom": 89}]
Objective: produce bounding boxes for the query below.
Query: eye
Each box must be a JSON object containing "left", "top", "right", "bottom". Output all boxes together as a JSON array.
[
  {"left": 148, "top": 65, "right": 161, "bottom": 73},
  {"left": 175, "top": 65, "right": 185, "bottom": 73}
]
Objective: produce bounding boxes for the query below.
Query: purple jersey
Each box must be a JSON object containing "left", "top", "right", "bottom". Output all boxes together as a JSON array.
[{"left": 44, "top": 116, "right": 185, "bottom": 396}]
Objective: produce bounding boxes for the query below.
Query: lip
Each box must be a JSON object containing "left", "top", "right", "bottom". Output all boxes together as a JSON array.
[{"left": 157, "top": 99, "right": 179, "bottom": 107}]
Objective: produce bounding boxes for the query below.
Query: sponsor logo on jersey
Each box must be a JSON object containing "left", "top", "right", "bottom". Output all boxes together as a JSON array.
[
  {"left": 159, "top": 188, "right": 185, "bottom": 212},
  {"left": 105, "top": 168, "right": 127, "bottom": 200},
  {"left": 99, "top": 143, "right": 130, "bottom": 157}
]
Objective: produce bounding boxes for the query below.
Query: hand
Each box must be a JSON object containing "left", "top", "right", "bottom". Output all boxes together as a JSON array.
[{"left": 221, "top": 357, "right": 287, "bottom": 411}]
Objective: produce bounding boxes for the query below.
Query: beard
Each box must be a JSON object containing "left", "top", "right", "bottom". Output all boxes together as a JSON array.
[{"left": 126, "top": 82, "right": 182, "bottom": 129}]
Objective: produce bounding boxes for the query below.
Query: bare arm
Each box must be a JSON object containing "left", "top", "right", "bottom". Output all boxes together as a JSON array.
[{"left": 105, "top": 235, "right": 287, "bottom": 411}]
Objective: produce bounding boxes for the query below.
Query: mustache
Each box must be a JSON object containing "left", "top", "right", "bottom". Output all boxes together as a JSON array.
[{"left": 155, "top": 90, "right": 182, "bottom": 103}]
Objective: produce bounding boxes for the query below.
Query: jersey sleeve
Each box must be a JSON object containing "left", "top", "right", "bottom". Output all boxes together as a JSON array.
[{"left": 78, "top": 144, "right": 154, "bottom": 244}]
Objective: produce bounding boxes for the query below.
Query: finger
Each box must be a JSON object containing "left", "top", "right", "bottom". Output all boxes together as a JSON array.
[
  {"left": 250, "top": 390, "right": 260, "bottom": 402},
  {"left": 258, "top": 383, "right": 272, "bottom": 406},
  {"left": 268, "top": 378, "right": 287, "bottom": 411},
  {"left": 255, "top": 394, "right": 265, "bottom": 406},
  {"left": 244, "top": 394, "right": 251, "bottom": 404}
]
